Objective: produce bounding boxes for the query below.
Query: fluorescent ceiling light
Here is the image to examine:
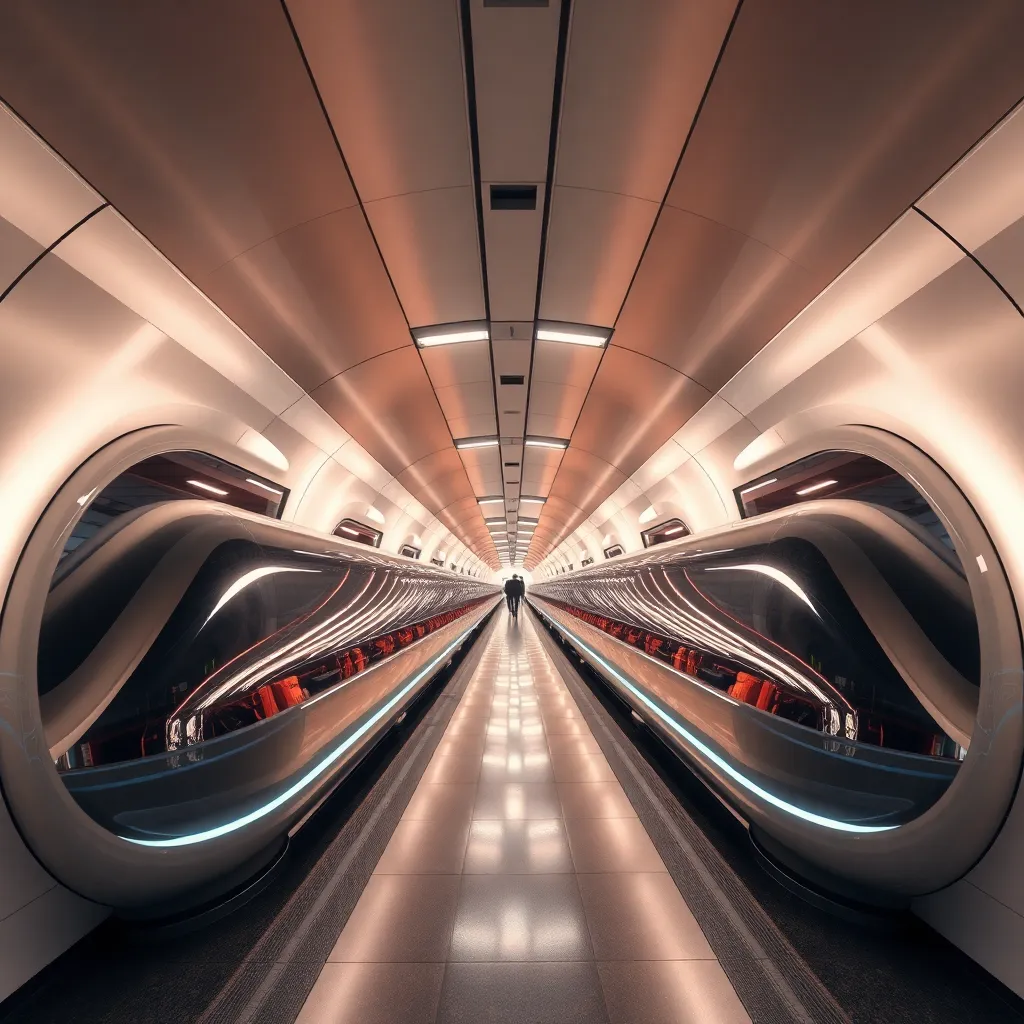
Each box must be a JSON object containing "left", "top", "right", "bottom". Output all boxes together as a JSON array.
[
  {"left": 339, "top": 525, "right": 359, "bottom": 536},
  {"left": 365, "top": 505, "right": 386, "bottom": 525},
  {"left": 455, "top": 437, "right": 499, "bottom": 450},
  {"left": 796, "top": 479, "right": 838, "bottom": 496},
  {"left": 485, "top": 517, "right": 505, "bottom": 525},
  {"left": 535, "top": 321, "right": 610, "bottom": 347},
  {"left": 477, "top": 496, "right": 504, "bottom": 505},
  {"left": 246, "top": 477, "right": 283, "bottom": 496},
  {"left": 519, "top": 517, "right": 539, "bottom": 525},
  {"left": 525, "top": 437, "right": 569, "bottom": 450},
  {"left": 739, "top": 477, "right": 777, "bottom": 496},
  {"left": 520, "top": 496, "right": 546, "bottom": 505},
  {"left": 413, "top": 322, "right": 489, "bottom": 347},
  {"left": 663, "top": 526, "right": 684, "bottom": 536},
  {"left": 188, "top": 479, "right": 229, "bottom": 496}
]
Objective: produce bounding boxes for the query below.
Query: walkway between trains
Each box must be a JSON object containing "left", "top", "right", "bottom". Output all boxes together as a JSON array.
[{"left": 293, "top": 607, "right": 749, "bottom": 1024}]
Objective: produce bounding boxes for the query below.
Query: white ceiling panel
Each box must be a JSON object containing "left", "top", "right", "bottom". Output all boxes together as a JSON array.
[
  {"left": 540, "top": 187, "right": 658, "bottom": 325},
  {"left": 421, "top": 338, "right": 493, "bottom": 388},
  {"left": 364, "top": 186, "right": 485, "bottom": 326},
  {"left": 483, "top": 189, "right": 546, "bottom": 321},
  {"left": 470, "top": 0, "right": 561, "bottom": 182}
]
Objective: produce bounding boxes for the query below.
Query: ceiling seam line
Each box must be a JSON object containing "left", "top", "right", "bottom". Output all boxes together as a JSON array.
[
  {"left": 279, "top": 0, "right": 484, "bottom": 559},
  {"left": 458, "top": 0, "right": 501, "bottom": 565},
  {"left": 521, "top": 0, "right": 574, "bottom": 566}
]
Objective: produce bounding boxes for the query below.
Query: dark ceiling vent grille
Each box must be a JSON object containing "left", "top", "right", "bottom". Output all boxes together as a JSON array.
[
  {"left": 500, "top": 374, "right": 525, "bottom": 385},
  {"left": 490, "top": 185, "right": 537, "bottom": 210},
  {"left": 484, "top": 0, "right": 548, "bottom": 6}
]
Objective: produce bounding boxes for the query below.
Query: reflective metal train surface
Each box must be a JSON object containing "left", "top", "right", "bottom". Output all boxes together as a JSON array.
[
  {"left": 529, "top": 457, "right": 1023, "bottom": 903},
  {"left": 0, "top": 461, "right": 499, "bottom": 912}
]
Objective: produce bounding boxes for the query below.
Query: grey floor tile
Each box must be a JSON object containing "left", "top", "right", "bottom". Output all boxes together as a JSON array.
[
  {"left": 328, "top": 874, "right": 460, "bottom": 963},
  {"left": 565, "top": 816, "right": 667, "bottom": 873},
  {"left": 296, "top": 962, "right": 445, "bottom": 1024},
  {"left": 557, "top": 782, "right": 638, "bottom": 820},
  {"left": 578, "top": 873, "right": 715, "bottom": 960},
  {"left": 449, "top": 875, "right": 594, "bottom": 962},
  {"left": 473, "top": 781, "right": 563, "bottom": 820},
  {"left": 403, "top": 783, "right": 478, "bottom": 822},
  {"left": 597, "top": 961, "right": 751, "bottom": 1024},
  {"left": 463, "top": 818, "right": 575, "bottom": 874},
  {"left": 374, "top": 817, "right": 470, "bottom": 875},
  {"left": 437, "top": 962, "right": 609, "bottom": 1024}
]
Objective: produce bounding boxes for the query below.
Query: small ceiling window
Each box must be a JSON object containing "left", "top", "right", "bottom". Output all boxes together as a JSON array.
[
  {"left": 603, "top": 544, "right": 624, "bottom": 559},
  {"left": 430, "top": 557, "right": 445, "bottom": 567},
  {"left": 641, "top": 519, "right": 690, "bottom": 548},
  {"left": 581, "top": 556, "right": 595, "bottom": 567},
  {"left": 333, "top": 519, "right": 382, "bottom": 547},
  {"left": 400, "top": 544, "right": 421, "bottom": 560}
]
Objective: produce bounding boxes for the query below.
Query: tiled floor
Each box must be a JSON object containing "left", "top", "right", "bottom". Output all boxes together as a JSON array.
[{"left": 296, "top": 610, "right": 751, "bottom": 1024}]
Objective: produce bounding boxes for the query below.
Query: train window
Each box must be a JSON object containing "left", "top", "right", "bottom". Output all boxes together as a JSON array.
[
  {"left": 400, "top": 544, "right": 421, "bottom": 559},
  {"left": 641, "top": 519, "right": 690, "bottom": 548},
  {"left": 581, "top": 556, "right": 594, "bottom": 567},
  {"left": 62, "top": 450, "right": 287, "bottom": 560},
  {"left": 603, "top": 544, "right": 625, "bottom": 559},
  {"left": 430, "top": 557, "right": 445, "bottom": 567},
  {"left": 736, "top": 450, "right": 956, "bottom": 556},
  {"left": 333, "top": 519, "right": 382, "bottom": 547}
]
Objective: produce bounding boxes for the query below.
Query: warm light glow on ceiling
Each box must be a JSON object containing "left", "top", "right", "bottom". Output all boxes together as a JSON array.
[
  {"left": 188, "top": 479, "right": 228, "bottom": 496},
  {"left": 795, "top": 479, "right": 838, "bottom": 496}
]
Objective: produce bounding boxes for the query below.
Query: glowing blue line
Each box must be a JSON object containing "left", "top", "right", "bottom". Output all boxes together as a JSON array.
[
  {"left": 120, "top": 625, "right": 477, "bottom": 848},
  {"left": 540, "top": 609, "right": 896, "bottom": 835}
]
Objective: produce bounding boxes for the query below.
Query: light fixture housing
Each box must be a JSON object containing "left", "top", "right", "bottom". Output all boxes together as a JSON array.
[
  {"left": 245, "top": 477, "right": 283, "bottom": 496},
  {"left": 524, "top": 436, "right": 569, "bottom": 450},
  {"left": 455, "top": 435, "right": 500, "bottom": 450},
  {"left": 413, "top": 320, "right": 490, "bottom": 347},
  {"left": 477, "top": 495, "right": 504, "bottom": 505},
  {"left": 485, "top": 517, "right": 506, "bottom": 525},
  {"left": 739, "top": 477, "right": 778, "bottom": 496},
  {"left": 518, "top": 516, "right": 540, "bottom": 526},
  {"left": 519, "top": 495, "right": 546, "bottom": 505},
  {"left": 535, "top": 320, "right": 611, "bottom": 348}
]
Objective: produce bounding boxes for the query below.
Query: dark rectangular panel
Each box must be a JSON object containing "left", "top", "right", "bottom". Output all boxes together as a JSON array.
[{"left": 490, "top": 184, "right": 538, "bottom": 210}]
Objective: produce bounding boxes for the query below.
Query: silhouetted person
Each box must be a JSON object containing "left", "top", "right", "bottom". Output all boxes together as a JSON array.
[
  {"left": 508, "top": 574, "right": 525, "bottom": 619},
  {"left": 503, "top": 576, "right": 517, "bottom": 617}
]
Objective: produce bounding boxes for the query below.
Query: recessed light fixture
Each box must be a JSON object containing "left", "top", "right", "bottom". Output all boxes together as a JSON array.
[
  {"left": 412, "top": 321, "right": 489, "bottom": 347},
  {"left": 188, "top": 479, "right": 229, "bottom": 496},
  {"left": 485, "top": 516, "right": 505, "bottom": 524},
  {"left": 535, "top": 320, "right": 611, "bottom": 348},
  {"left": 519, "top": 517, "right": 539, "bottom": 525},
  {"left": 524, "top": 436, "right": 569, "bottom": 450},
  {"left": 455, "top": 436, "right": 500, "bottom": 450},
  {"left": 478, "top": 496, "right": 504, "bottom": 505},
  {"left": 795, "top": 479, "right": 838, "bottom": 496},
  {"left": 520, "top": 495, "right": 546, "bottom": 505},
  {"left": 246, "top": 477, "right": 284, "bottom": 496},
  {"left": 663, "top": 525, "right": 684, "bottom": 536},
  {"left": 339, "top": 525, "right": 359, "bottom": 536},
  {"left": 739, "top": 477, "right": 778, "bottom": 496}
]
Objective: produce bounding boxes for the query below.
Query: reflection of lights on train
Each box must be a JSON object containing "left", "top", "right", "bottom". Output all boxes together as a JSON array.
[
  {"left": 202, "top": 566, "right": 321, "bottom": 627},
  {"left": 702, "top": 563, "right": 818, "bottom": 615},
  {"left": 538, "top": 613, "right": 896, "bottom": 835},
  {"left": 125, "top": 626, "right": 478, "bottom": 848}
]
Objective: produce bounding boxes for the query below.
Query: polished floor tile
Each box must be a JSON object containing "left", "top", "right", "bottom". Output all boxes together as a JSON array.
[
  {"left": 473, "top": 781, "right": 563, "bottom": 820},
  {"left": 402, "top": 783, "right": 478, "bottom": 823},
  {"left": 422, "top": 755, "right": 482, "bottom": 784},
  {"left": 546, "top": 733, "right": 603, "bottom": 755},
  {"left": 449, "top": 874, "right": 594, "bottom": 962},
  {"left": 550, "top": 749, "right": 618, "bottom": 784},
  {"left": 374, "top": 817, "right": 470, "bottom": 875},
  {"left": 328, "top": 874, "right": 461, "bottom": 963},
  {"left": 578, "top": 873, "right": 714, "bottom": 960},
  {"left": 557, "top": 782, "right": 638, "bottom": 820},
  {"left": 597, "top": 961, "right": 751, "bottom": 1024},
  {"left": 297, "top": 962, "right": 445, "bottom": 1024},
  {"left": 565, "top": 816, "right": 667, "bottom": 873},
  {"left": 437, "top": 963, "right": 609, "bottom": 1024},
  {"left": 463, "top": 818, "right": 574, "bottom": 874}
]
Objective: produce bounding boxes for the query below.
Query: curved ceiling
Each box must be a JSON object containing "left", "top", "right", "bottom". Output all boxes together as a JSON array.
[{"left": 0, "top": 0, "right": 1022, "bottom": 570}]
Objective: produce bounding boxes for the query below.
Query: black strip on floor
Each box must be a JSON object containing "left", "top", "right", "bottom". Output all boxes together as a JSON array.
[
  {"left": 0, "top": 611, "right": 498, "bottom": 1024},
  {"left": 532, "top": 607, "right": 1024, "bottom": 1024}
]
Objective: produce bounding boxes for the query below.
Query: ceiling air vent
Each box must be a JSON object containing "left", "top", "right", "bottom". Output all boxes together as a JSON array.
[
  {"left": 490, "top": 185, "right": 537, "bottom": 211},
  {"left": 500, "top": 374, "right": 525, "bottom": 385},
  {"left": 485, "top": 0, "right": 548, "bottom": 6}
]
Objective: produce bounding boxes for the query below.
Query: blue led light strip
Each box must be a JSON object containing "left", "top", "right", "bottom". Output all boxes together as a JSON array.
[
  {"left": 540, "top": 608, "right": 896, "bottom": 835},
  {"left": 121, "top": 625, "right": 478, "bottom": 848}
]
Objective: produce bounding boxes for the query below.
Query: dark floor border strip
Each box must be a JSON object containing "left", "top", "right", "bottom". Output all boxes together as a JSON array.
[
  {"left": 198, "top": 610, "right": 498, "bottom": 1024},
  {"left": 530, "top": 607, "right": 849, "bottom": 1024}
]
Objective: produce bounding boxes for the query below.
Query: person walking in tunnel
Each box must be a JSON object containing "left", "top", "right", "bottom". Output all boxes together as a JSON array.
[
  {"left": 508, "top": 573, "right": 525, "bottom": 619},
  {"left": 503, "top": 575, "right": 518, "bottom": 618}
]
